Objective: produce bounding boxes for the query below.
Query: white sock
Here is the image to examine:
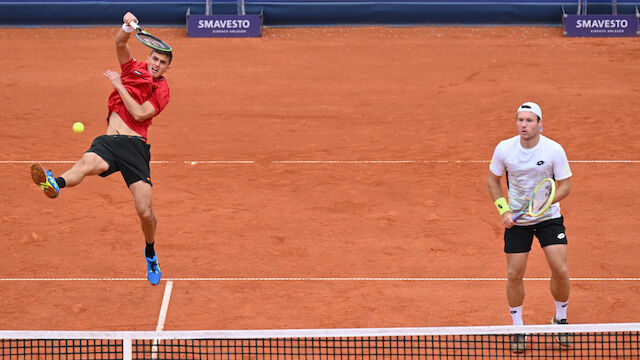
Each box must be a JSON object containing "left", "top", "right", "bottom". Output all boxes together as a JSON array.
[
  {"left": 555, "top": 300, "right": 569, "bottom": 320},
  {"left": 509, "top": 305, "right": 524, "bottom": 326}
]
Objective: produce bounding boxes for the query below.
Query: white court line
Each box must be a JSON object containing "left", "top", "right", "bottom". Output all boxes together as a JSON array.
[
  {"left": 272, "top": 160, "right": 452, "bottom": 164},
  {"left": 0, "top": 277, "right": 638, "bottom": 281},
  {"left": 156, "top": 280, "right": 173, "bottom": 332},
  {"left": 2, "top": 160, "right": 640, "bottom": 164},
  {"left": 166, "top": 161, "right": 255, "bottom": 164},
  {"left": 0, "top": 160, "right": 256, "bottom": 164},
  {"left": 151, "top": 280, "right": 173, "bottom": 360},
  {"left": 570, "top": 160, "right": 640, "bottom": 163},
  {"left": 1, "top": 161, "right": 79, "bottom": 164}
]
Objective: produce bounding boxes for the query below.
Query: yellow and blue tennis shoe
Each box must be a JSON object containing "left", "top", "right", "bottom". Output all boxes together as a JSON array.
[
  {"left": 30, "top": 164, "right": 60, "bottom": 199},
  {"left": 145, "top": 252, "right": 161, "bottom": 285}
]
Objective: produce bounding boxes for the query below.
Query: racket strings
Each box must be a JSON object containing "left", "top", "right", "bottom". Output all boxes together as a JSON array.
[
  {"left": 136, "top": 34, "right": 172, "bottom": 51},
  {"left": 531, "top": 183, "right": 553, "bottom": 215}
]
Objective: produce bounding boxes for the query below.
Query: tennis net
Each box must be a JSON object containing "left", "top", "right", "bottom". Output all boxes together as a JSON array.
[{"left": 1, "top": 323, "right": 639, "bottom": 359}]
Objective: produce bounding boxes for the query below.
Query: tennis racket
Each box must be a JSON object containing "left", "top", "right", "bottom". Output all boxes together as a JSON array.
[
  {"left": 130, "top": 22, "right": 172, "bottom": 52},
  {"left": 512, "top": 178, "right": 556, "bottom": 221}
]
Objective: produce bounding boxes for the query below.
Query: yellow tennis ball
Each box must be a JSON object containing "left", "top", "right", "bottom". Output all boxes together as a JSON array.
[{"left": 72, "top": 122, "right": 84, "bottom": 133}]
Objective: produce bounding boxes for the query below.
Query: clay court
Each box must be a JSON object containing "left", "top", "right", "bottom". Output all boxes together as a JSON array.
[{"left": 1, "top": 26, "right": 639, "bottom": 333}]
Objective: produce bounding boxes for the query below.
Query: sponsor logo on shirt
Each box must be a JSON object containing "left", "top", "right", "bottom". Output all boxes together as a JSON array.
[{"left": 537, "top": 160, "right": 544, "bottom": 166}]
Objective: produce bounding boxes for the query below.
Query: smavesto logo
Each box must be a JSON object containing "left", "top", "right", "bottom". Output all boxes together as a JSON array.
[
  {"left": 198, "top": 19, "right": 251, "bottom": 29},
  {"left": 576, "top": 19, "right": 629, "bottom": 28}
]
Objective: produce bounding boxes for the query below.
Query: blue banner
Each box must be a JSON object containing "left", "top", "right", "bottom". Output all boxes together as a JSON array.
[
  {"left": 187, "top": 14, "right": 262, "bottom": 37},
  {"left": 3, "top": 0, "right": 640, "bottom": 26},
  {"left": 565, "top": 14, "right": 639, "bottom": 37}
]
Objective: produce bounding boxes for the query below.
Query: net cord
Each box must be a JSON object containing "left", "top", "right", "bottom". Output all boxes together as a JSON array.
[{"left": 2, "top": 323, "right": 640, "bottom": 341}]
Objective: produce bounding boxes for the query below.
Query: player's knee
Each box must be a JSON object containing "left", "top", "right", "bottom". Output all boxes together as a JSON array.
[
  {"left": 506, "top": 267, "right": 525, "bottom": 281},
  {"left": 78, "top": 152, "right": 108, "bottom": 173},
  {"left": 79, "top": 152, "right": 98, "bottom": 164},
  {"left": 75, "top": 154, "right": 90, "bottom": 169},
  {"left": 551, "top": 265, "right": 569, "bottom": 281},
  {"left": 140, "top": 209, "right": 155, "bottom": 223},
  {"left": 136, "top": 205, "right": 155, "bottom": 222}
]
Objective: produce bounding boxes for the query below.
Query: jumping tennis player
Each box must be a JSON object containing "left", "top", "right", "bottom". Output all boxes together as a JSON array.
[
  {"left": 487, "top": 102, "right": 572, "bottom": 352},
  {"left": 30, "top": 12, "right": 171, "bottom": 286}
]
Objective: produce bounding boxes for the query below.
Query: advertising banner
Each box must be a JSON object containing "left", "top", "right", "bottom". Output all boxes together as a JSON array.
[
  {"left": 187, "top": 14, "right": 262, "bottom": 37},
  {"left": 565, "top": 14, "right": 638, "bottom": 37}
]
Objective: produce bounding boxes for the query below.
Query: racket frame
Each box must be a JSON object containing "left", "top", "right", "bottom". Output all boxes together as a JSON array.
[{"left": 130, "top": 22, "right": 172, "bottom": 52}]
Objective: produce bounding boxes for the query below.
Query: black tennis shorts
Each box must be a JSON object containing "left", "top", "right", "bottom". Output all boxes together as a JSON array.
[
  {"left": 504, "top": 216, "right": 567, "bottom": 253},
  {"left": 86, "top": 134, "right": 152, "bottom": 187}
]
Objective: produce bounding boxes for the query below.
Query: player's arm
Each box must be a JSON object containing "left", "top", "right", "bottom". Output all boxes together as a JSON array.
[
  {"left": 115, "top": 12, "right": 138, "bottom": 65},
  {"left": 103, "top": 70, "right": 156, "bottom": 122},
  {"left": 488, "top": 172, "right": 515, "bottom": 229},
  {"left": 552, "top": 178, "right": 570, "bottom": 204},
  {"left": 551, "top": 147, "right": 572, "bottom": 205}
]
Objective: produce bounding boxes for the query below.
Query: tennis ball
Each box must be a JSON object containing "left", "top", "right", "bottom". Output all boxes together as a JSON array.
[{"left": 72, "top": 122, "right": 84, "bottom": 134}]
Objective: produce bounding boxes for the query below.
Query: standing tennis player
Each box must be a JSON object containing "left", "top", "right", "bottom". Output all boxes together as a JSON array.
[
  {"left": 30, "top": 12, "right": 171, "bottom": 286},
  {"left": 487, "top": 102, "right": 572, "bottom": 352}
]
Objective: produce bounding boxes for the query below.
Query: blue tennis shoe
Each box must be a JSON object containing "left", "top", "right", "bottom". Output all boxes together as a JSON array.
[
  {"left": 30, "top": 164, "right": 60, "bottom": 199},
  {"left": 145, "top": 252, "right": 161, "bottom": 285}
]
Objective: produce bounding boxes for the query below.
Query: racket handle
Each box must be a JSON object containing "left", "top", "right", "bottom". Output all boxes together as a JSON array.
[
  {"left": 130, "top": 22, "right": 140, "bottom": 30},
  {"left": 512, "top": 212, "right": 523, "bottom": 221}
]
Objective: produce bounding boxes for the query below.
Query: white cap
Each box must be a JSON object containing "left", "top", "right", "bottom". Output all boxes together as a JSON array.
[{"left": 517, "top": 101, "right": 542, "bottom": 120}]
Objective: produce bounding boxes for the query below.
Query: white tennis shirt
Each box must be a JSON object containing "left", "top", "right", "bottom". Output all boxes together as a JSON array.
[{"left": 490, "top": 135, "right": 572, "bottom": 225}]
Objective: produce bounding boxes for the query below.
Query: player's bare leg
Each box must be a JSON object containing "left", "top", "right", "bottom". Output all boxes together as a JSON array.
[
  {"left": 130, "top": 180, "right": 160, "bottom": 285},
  {"left": 506, "top": 252, "right": 529, "bottom": 352},
  {"left": 544, "top": 244, "right": 570, "bottom": 302},
  {"left": 59, "top": 152, "right": 110, "bottom": 187},
  {"left": 130, "top": 181, "right": 156, "bottom": 244},
  {"left": 506, "top": 252, "right": 529, "bottom": 307},
  {"left": 544, "top": 244, "right": 571, "bottom": 345}
]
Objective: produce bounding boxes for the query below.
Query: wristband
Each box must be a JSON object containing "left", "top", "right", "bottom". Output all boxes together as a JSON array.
[
  {"left": 122, "top": 23, "right": 134, "bottom": 33},
  {"left": 494, "top": 197, "right": 511, "bottom": 216}
]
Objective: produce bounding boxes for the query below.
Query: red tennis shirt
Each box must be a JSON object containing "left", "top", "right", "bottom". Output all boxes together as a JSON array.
[{"left": 107, "top": 58, "right": 170, "bottom": 139}]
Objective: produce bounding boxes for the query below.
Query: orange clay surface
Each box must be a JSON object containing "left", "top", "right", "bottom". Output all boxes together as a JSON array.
[{"left": 0, "top": 27, "right": 639, "bottom": 331}]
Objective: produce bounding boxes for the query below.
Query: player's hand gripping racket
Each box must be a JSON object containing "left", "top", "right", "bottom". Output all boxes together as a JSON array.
[
  {"left": 512, "top": 178, "right": 556, "bottom": 221},
  {"left": 130, "top": 22, "right": 172, "bottom": 52}
]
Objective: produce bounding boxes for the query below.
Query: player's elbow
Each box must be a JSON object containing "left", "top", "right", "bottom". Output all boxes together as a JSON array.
[
  {"left": 133, "top": 103, "right": 156, "bottom": 122},
  {"left": 132, "top": 110, "right": 154, "bottom": 122},
  {"left": 132, "top": 113, "right": 150, "bottom": 122}
]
